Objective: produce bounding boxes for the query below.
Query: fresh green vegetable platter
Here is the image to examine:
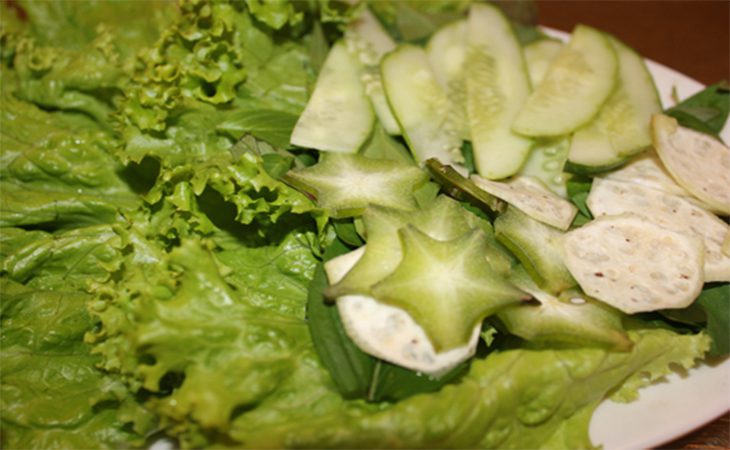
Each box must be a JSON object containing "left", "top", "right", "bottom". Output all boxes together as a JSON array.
[{"left": 1, "top": 1, "right": 728, "bottom": 449}]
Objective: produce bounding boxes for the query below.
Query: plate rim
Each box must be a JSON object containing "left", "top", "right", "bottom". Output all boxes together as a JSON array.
[{"left": 541, "top": 25, "right": 730, "bottom": 450}]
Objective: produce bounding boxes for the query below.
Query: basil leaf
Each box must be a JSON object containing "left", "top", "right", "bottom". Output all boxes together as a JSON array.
[
  {"left": 696, "top": 283, "right": 730, "bottom": 357},
  {"left": 307, "top": 239, "right": 375, "bottom": 399},
  {"left": 665, "top": 82, "right": 730, "bottom": 139}
]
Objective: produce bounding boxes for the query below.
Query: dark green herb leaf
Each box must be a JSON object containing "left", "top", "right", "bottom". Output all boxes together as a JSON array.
[
  {"left": 332, "top": 219, "right": 365, "bottom": 247},
  {"left": 696, "top": 283, "right": 730, "bottom": 357},
  {"left": 306, "top": 239, "right": 375, "bottom": 399},
  {"left": 566, "top": 176, "right": 593, "bottom": 226},
  {"left": 368, "top": 359, "right": 470, "bottom": 402},
  {"left": 665, "top": 82, "right": 730, "bottom": 140}
]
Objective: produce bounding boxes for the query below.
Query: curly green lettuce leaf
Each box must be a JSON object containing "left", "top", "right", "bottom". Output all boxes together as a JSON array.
[
  {"left": 16, "top": 0, "right": 175, "bottom": 57},
  {"left": 0, "top": 278, "right": 155, "bottom": 449},
  {"left": 0, "top": 95, "right": 139, "bottom": 228},
  {"left": 87, "top": 229, "right": 324, "bottom": 447}
]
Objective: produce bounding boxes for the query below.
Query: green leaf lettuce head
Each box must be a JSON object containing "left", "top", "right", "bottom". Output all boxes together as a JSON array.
[{"left": 0, "top": 1, "right": 719, "bottom": 449}]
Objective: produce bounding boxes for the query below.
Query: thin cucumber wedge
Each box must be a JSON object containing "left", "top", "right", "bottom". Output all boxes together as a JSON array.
[
  {"left": 512, "top": 25, "right": 618, "bottom": 137},
  {"left": 290, "top": 41, "right": 374, "bottom": 153},
  {"left": 426, "top": 19, "right": 469, "bottom": 140},
  {"left": 519, "top": 137, "right": 571, "bottom": 197},
  {"left": 523, "top": 38, "right": 563, "bottom": 87},
  {"left": 345, "top": 8, "right": 401, "bottom": 135},
  {"left": 465, "top": 3, "right": 533, "bottom": 179},
  {"left": 566, "top": 35, "right": 662, "bottom": 173},
  {"left": 381, "top": 45, "right": 463, "bottom": 165}
]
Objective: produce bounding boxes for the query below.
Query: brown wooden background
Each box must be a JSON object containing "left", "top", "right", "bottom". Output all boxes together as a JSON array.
[
  {"left": 536, "top": 0, "right": 730, "bottom": 85},
  {"left": 536, "top": 1, "right": 729, "bottom": 448}
]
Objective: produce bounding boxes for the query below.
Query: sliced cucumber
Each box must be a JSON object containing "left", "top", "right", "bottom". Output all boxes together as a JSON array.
[
  {"left": 290, "top": 41, "right": 374, "bottom": 153},
  {"left": 426, "top": 19, "right": 469, "bottom": 140},
  {"left": 652, "top": 114, "right": 730, "bottom": 215},
  {"left": 345, "top": 8, "right": 401, "bottom": 135},
  {"left": 381, "top": 45, "right": 463, "bottom": 165},
  {"left": 512, "top": 25, "right": 617, "bottom": 137},
  {"left": 465, "top": 3, "right": 533, "bottom": 179},
  {"left": 523, "top": 38, "right": 563, "bottom": 87},
  {"left": 561, "top": 213, "right": 704, "bottom": 313},
  {"left": 587, "top": 177, "right": 730, "bottom": 282},
  {"left": 519, "top": 137, "right": 571, "bottom": 197},
  {"left": 494, "top": 206, "right": 576, "bottom": 294},
  {"left": 566, "top": 35, "right": 662, "bottom": 172}
]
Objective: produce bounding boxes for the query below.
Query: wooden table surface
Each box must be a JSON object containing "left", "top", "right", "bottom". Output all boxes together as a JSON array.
[{"left": 536, "top": 1, "right": 729, "bottom": 449}]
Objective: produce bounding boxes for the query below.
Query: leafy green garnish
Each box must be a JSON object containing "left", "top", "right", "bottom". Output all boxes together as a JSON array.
[{"left": 665, "top": 82, "right": 730, "bottom": 139}]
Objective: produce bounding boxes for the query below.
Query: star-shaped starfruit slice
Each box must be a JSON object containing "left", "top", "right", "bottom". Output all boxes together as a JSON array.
[
  {"left": 283, "top": 153, "right": 428, "bottom": 217},
  {"left": 372, "top": 225, "right": 526, "bottom": 351},
  {"left": 326, "top": 195, "right": 482, "bottom": 299}
]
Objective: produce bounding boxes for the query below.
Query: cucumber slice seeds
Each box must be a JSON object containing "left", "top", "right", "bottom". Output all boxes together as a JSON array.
[
  {"left": 512, "top": 25, "right": 617, "bottom": 137},
  {"left": 345, "top": 8, "right": 401, "bottom": 135},
  {"left": 465, "top": 3, "right": 533, "bottom": 179}
]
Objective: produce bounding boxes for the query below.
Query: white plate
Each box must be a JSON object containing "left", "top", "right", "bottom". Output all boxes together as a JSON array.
[
  {"left": 590, "top": 58, "right": 730, "bottom": 449},
  {"left": 541, "top": 27, "right": 730, "bottom": 450}
]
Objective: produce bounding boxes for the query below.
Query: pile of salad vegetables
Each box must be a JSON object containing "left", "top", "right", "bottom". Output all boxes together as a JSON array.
[{"left": 1, "top": 1, "right": 728, "bottom": 449}]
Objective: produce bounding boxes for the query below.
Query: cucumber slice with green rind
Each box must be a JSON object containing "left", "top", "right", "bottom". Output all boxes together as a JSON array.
[
  {"left": 465, "top": 3, "right": 533, "bottom": 179},
  {"left": 494, "top": 206, "right": 576, "bottom": 294},
  {"left": 345, "top": 8, "right": 401, "bottom": 135},
  {"left": 561, "top": 213, "right": 704, "bottom": 313},
  {"left": 499, "top": 267, "right": 632, "bottom": 351},
  {"left": 519, "top": 137, "right": 571, "bottom": 197},
  {"left": 523, "top": 38, "right": 563, "bottom": 87},
  {"left": 284, "top": 153, "right": 428, "bottom": 218},
  {"left": 512, "top": 25, "right": 617, "bottom": 137},
  {"left": 290, "top": 41, "right": 375, "bottom": 153},
  {"left": 652, "top": 114, "right": 730, "bottom": 215},
  {"left": 426, "top": 19, "right": 469, "bottom": 140},
  {"left": 566, "top": 34, "right": 662, "bottom": 171},
  {"left": 587, "top": 177, "right": 730, "bottom": 282},
  {"left": 381, "top": 45, "right": 464, "bottom": 165}
]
